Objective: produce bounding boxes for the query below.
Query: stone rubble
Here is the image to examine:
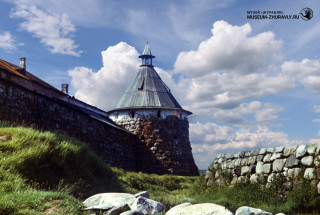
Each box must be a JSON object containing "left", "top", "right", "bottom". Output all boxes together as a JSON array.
[{"left": 83, "top": 191, "right": 287, "bottom": 215}]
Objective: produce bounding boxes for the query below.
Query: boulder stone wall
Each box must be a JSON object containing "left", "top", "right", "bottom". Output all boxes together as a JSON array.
[
  {"left": 112, "top": 116, "right": 199, "bottom": 176},
  {"left": 206, "top": 145, "right": 320, "bottom": 189}
]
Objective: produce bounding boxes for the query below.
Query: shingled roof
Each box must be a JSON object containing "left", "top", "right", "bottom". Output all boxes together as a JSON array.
[{"left": 112, "top": 43, "right": 191, "bottom": 114}]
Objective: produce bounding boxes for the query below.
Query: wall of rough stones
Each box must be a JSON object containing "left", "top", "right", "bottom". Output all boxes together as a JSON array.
[
  {"left": 0, "top": 75, "right": 139, "bottom": 171},
  {"left": 206, "top": 144, "right": 320, "bottom": 189},
  {"left": 112, "top": 115, "right": 199, "bottom": 176}
]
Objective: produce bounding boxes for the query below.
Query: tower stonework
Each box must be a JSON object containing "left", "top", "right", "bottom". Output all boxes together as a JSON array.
[{"left": 108, "top": 43, "right": 199, "bottom": 176}]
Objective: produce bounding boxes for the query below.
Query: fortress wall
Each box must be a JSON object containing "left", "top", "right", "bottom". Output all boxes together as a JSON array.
[
  {"left": 0, "top": 76, "right": 139, "bottom": 171},
  {"left": 206, "top": 144, "right": 320, "bottom": 188},
  {"left": 112, "top": 115, "right": 199, "bottom": 176}
]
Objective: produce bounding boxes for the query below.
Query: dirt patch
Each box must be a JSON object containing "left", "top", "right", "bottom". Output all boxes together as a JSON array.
[{"left": 44, "top": 200, "right": 63, "bottom": 215}]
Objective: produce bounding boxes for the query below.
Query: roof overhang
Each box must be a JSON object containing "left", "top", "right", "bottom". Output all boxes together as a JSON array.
[{"left": 108, "top": 106, "right": 192, "bottom": 115}]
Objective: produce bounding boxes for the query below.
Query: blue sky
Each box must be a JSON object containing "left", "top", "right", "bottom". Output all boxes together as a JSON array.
[{"left": 0, "top": 0, "right": 320, "bottom": 169}]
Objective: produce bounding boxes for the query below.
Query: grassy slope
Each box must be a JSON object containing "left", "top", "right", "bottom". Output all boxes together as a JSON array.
[
  {"left": 1, "top": 125, "right": 320, "bottom": 215},
  {"left": 0, "top": 126, "right": 123, "bottom": 214}
]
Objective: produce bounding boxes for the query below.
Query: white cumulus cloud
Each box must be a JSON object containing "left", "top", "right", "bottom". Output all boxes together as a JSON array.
[
  {"left": 0, "top": 31, "right": 22, "bottom": 51},
  {"left": 68, "top": 42, "right": 140, "bottom": 111},
  {"left": 281, "top": 59, "right": 320, "bottom": 94},
  {"left": 10, "top": 2, "right": 82, "bottom": 56},
  {"left": 173, "top": 21, "right": 292, "bottom": 120}
]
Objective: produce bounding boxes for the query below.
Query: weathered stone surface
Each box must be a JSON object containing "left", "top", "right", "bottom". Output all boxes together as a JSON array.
[
  {"left": 234, "top": 152, "right": 240, "bottom": 158},
  {"left": 283, "top": 146, "right": 297, "bottom": 157},
  {"left": 250, "top": 174, "right": 264, "bottom": 183},
  {"left": 107, "top": 204, "right": 131, "bottom": 215},
  {"left": 293, "top": 168, "right": 301, "bottom": 178},
  {"left": 0, "top": 136, "right": 7, "bottom": 142},
  {"left": 295, "top": 145, "right": 308, "bottom": 158},
  {"left": 317, "top": 182, "right": 320, "bottom": 194},
  {"left": 256, "top": 155, "right": 264, "bottom": 162},
  {"left": 166, "top": 203, "right": 233, "bottom": 215},
  {"left": 248, "top": 156, "right": 257, "bottom": 165},
  {"left": 135, "top": 191, "right": 149, "bottom": 199},
  {"left": 231, "top": 177, "right": 238, "bottom": 185},
  {"left": 259, "top": 148, "right": 267, "bottom": 155},
  {"left": 275, "top": 146, "right": 284, "bottom": 153},
  {"left": 307, "top": 144, "right": 318, "bottom": 155},
  {"left": 131, "top": 197, "right": 165, "bottom": 215},
  {"left": 256, "top": 162, "right": 263, "bottom": 175},
  {"left": 239, "top": 151, "right": 245, "bottom": 158},
  {"left": 270, "top": 153, "right": 283, "bottom": 161},
  {"left": 301, "top": 156, "right": 313, "bottom": 166},
  {"left": 273, "top": 159, "right": 285, "bottom": 172},
  {"left": 287, "top": 169, "right": 294, "bottom": 178},
  {"left": 245, "top": 151, "right": 251, "bottom": 157},
  {"left": 120, "top": 211, "right": 143, "bottom": 215},
  {"left": 225, "top": 153, "right": 234, "bottom": 159},
  {"left": 263, "top": 154, "right": 272, "bottom": 163},
  {"left": 205, "top": 171, "right": 213, "bottom": 180},
  {"left": 284, "top": 155, "right": 299, "bottom": 168},
  {"left": 215, "top": 171, "right": 219, "bottom": 179},
  {"left": 316, "top": 168, "right": 320, "bottom": 179},
  {"left": 166, "top": 203, "right": 192, "bottom": 215},
  {"left": 241, "top": 166, "right": 250, "bottom": 175},
  {"left": 316, "top": 144, "right": 320, "bottom": 155},
  {"left": 314, "top": 155, "right": 320, "bottom": 167},
  {"left": 237, "top": 176, "right": 246, "bottom": 183},
  {"left": 235, "top": 206, "right": 272, "bottom": 215},
  {"left": 252, "top": 149, "right": 260, "bottom": 156},
  {"left": 241, "top": 158, "right": 248, "bottom": 166},
  {"left": 304, "top": 168, "right": 315, "bottom": 180},
  {"left": 83, "top": 193, "right": 136, "bottom": 210},
  {"left": 235, "top": 159, "right": 241, "bottom": 167},
  {"left": 267, "top": 148, "right": 274, "bottom": 153},
  {"left": 262, "top": 164, "right": 271, "bottom": 174},
  {"left": 229, "top": 160, "right": 235, "bottom": 169},
  {"left": 267, "top": 173, "right": 275, "bottom": 183}
]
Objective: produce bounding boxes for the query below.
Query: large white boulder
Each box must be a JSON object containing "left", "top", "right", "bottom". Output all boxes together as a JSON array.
[
  {"left": 166, "top": 203, "right": 233, "bottom": 215},
  {"left": 295, "top": 145, "right": 307, "bottom": 158},
  {"left": 235, "top": 206, "right": 272, "bottom": 215},
  {"left": 83, "top": 193, "right": 136, "bottom": 210}
]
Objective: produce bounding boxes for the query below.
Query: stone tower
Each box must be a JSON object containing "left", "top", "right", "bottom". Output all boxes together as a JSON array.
[{"left": 108, "top": 43, "right": 198, "bottom": 176}]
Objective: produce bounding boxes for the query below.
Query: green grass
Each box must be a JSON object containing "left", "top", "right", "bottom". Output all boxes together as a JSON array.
[
  {"left": 1, "top": 124, "right": 320, "bottom": 214},
  {"left": 0, "top": 125, "right": 123, "bottom": 214},
  {"left": 112, "top": 168, "right": 197, "bottom": 209},
  {"left": 186, "top": 175, "right": 320, "bottom": 215}
]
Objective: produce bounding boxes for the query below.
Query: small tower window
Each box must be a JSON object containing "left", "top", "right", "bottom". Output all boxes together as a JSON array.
[
  {"left": 138, "top": 80, "right": 144, "bottom": 91},
  {"left": 157, "top": 110, "right": 161, "bottom": 118}
]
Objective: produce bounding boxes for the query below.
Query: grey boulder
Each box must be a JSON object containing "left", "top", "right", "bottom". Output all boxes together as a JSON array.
[
  {"left": 135, "top": 191, "right": 150, "bottom": 199},
  {"left": 130, "top": 197, "right": 165, "bottom": 215},
  {"left": 235, "top": 206, "right": 272, "bottom": 215}
]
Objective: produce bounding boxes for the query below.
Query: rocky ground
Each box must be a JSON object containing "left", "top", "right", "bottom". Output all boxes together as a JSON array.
[{"left": 82, "top": 191, "right": 286, "bottom": 215}]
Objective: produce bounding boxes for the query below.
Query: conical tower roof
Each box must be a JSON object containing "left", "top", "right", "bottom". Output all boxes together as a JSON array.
[{"left": 111, "top": 43, "right": 191, "bottom": 114}]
